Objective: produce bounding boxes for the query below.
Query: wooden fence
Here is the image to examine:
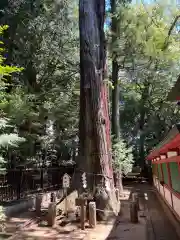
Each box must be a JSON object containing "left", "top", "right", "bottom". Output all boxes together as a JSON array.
[{"left": 0, "top": 166, "right": 74, "bottom": 203}]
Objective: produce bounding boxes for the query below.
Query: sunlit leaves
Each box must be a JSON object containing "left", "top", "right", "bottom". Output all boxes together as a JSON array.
[
  {"left": 0, "top": 27, "right": 25, "bottom": 169},
  {"left": 110, "top": 1, "right": 180, "bottom": 160},
  {"left": 0, "top": 0, "right": 79, "bottom": 166},
  {"left": 112, "top": 136, "right": 133, "bottom": 175}
]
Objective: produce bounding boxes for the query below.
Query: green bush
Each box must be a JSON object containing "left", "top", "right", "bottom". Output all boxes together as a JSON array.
[{"left": 112, "top": 136, "right": 134, "bottom": 175}]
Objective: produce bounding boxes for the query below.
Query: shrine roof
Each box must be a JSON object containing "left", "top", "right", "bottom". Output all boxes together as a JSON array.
[{"left": 147, "top": 123, "right": 180, "bottom": 160}]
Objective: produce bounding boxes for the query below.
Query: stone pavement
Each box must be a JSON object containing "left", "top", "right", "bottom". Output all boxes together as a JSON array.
[
  {"left": 83, "top": 199, "right": 147, "bottom": 240},
  {"left": 126, "top": 183, "right": 179, "bottom": 240},
  {"left": 143, "top": 187, "right": 179, "bottom": 240},
  {"left": 7, "top": 183, "right": 180, "bottom": 240},
  {"left": 11, "top": 188, "right": 147, "bottom": 240},
  {"left": 3, "top": 191, "right": 63, "bottom": 235},
  {"left": 5, "top": 210, "right": 35, "bottom": 233}
]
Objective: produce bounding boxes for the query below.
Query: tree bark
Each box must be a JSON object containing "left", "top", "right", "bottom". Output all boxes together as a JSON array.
[
  {"left": 111, "top": 0, "right": 120, "bottom": 141},
  {"left": 138, "top": 82, "right": 150, "bottom": 169},
  {"left": 78, "top": 0, "right": 118, "bottom": 219},
  {"left": 139, "top": 112, "right": 145, "bottom": 170},
  {"left": 112, "top": 61, "right": 120, "bottom": 140},
  {"left": 111, "top": 0, "right": 124, "bottom": 193}
]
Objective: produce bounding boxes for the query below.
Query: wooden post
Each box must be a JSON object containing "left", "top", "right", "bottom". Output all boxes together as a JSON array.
[
  {"left": 17, "top": 168, "right": 22, "bottom": 200},
  {"left": 89, "top": 202, "right": 96, "bottom": 228},
  {"left": 35, "top": 194, "right": 43, "bottom": 216},
  {"left": 47, "top": 202, "right": 56, "bottom": 227},
  {"left": 64, "top": 188, "right": 68, "bottom": 217},
  {"left": 132, "top": 192, "right": 139, "bottom": 211},
  {"left": 166, "top": 162, "right": 174, "bottom": 209},
  {"left": 115, "top": 188, "right": 120, "bottom": 202},
  {"left": 57, "top": 190, "right": 62, "bottom": 200},
  {"left": 80, "top": 202, "right": 86, "bottom": 230},
  {"left": 130, "top": 201, "right": 138, "bottom": 223},
  {"left": 40, "top": 168, "right": 44, "bottom": 190},
  {"left": 50, "top": 192, "right": 56, "bottom": 202}
]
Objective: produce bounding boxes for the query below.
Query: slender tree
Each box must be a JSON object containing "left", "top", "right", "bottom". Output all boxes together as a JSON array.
[
  {"left": 110, "top": 0, "right": 122, "bottom": 192},
  {"left": 111, "top": 0, "right": 120, "bottom": 141},
  {"left": 110, "top": 0, "right": 131, "bottom": 192}
]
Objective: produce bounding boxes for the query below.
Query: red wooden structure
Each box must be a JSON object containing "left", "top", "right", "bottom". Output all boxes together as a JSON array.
[
  {"left": 147, "top": 124, "right": 180, "bottom": 220},
  {"left": 148, "top": 74, "right": 180, "bottom": 220}
]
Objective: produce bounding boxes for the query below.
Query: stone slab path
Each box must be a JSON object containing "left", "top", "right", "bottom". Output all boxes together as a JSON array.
[
  {"left": 7, "top": 183, "right": 180, "bottom": 240},
  {"left": 126, "top": 183, "right": 179, "bottom": 240},
  {"left": 143, "top": 187, "right": 179, "bottom": 240}
]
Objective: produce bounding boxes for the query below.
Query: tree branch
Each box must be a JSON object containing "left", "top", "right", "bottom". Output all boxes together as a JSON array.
[{"left": 163, "top": 15, "right": 180, "bottom": 50}]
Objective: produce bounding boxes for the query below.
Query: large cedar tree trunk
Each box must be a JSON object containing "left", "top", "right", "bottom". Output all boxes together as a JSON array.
[{"left": 77, "top": 0, "right": 118, "bottom": 219}]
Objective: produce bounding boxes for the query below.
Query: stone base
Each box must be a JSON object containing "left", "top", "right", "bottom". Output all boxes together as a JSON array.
[{"left": 94, "top": 187, "right": 119, "bottom": 221}]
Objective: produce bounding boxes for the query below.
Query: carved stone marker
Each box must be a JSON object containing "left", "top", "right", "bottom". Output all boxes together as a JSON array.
[
  {"left": 89, "top": 202, "right": 96, "bottom": 228},
  {"left": 35, "top": 194, "right": 43, "bottom": 216},
  {"left": 62, "top": 173, "right": 71, "bottom": 217},
  {"left": 47, "top": 202, "right": 56, "bottom": 227},
  {"left": 130, "top": 200, "right": 138, "bottom": 223}
]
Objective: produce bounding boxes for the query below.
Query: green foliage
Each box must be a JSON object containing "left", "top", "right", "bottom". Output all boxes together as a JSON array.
[
  {"left": 0, "top": 0, "right": 79, "bottom": 166},
  {"left": 0, "top": 0, "right": 179, "bottom": 175},
  {"left": 112, "top": 136, "right": 134, "bottom": 175},
  {"left": 0, "top": 27, "right": 25, "bottom": 171},
  {"left": 0, "top": 26, "right": 23, "bottom": 77},
  {"left": 0, "top": 121, "right": 25, "bottom": 171},
  {"left": 0, "top": 132, "right": 24, "bottom": 148},
  {"left": 108, "top": 1, "right": 180, "bottom": 165}
]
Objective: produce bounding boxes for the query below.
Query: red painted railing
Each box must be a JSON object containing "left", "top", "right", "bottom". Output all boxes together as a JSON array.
[{"left": 152, "top": 156, "right": 180, "bottom": 164}]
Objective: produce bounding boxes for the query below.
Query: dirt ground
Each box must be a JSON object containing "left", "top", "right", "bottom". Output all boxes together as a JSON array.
[{"left": 6, "top": 183, "right": 180, "bottom": 240}]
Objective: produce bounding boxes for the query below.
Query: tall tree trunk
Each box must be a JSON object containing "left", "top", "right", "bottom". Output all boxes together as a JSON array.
[
  {"left": 112, "top": 61, "right": 120, "bottom": 140},
  {"left": 77, "top": 0, "right": 118, "bottom": 219},
  {"left": 138, "top": 83, "right": 149, "bottom": 170},
  {"left": 139, "top": 114, "right": 145, "bottom": 169},
  {"left": 111, "top": 0, "right": 123, "bottom": 193},
  {"left": 111, "top": 0, "right": 120, "bottom": 140}
]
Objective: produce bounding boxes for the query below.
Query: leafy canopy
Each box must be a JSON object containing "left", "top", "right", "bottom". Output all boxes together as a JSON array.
[{"left": 0, "top": 25, "right": 24, "bottom": 171}]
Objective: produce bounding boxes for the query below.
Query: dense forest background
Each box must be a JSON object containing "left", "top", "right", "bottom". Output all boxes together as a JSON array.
[{"left": 0, "top": 0, "right": 179, "bottom": 175}]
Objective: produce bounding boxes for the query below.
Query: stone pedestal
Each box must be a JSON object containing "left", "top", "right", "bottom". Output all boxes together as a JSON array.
[
  {"left": 35, "top": 194, "right": 43, "bottom": 216},
  {"left": 47, "top": 202, "right": 56, "bottom": 227},
  {"left": 132, "top": 192, "right": 139, "bottom": 211},
  {"left": 130, "top": 201, "right": 138, "bottom": 223},
  {"left": 89, "top": 202, "right": 96, "bottom": 228}
]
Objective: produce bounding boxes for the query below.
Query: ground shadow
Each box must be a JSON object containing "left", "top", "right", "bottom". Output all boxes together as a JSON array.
[{"left": 105, "top": 181, "right": 151, "bottom": 240}]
